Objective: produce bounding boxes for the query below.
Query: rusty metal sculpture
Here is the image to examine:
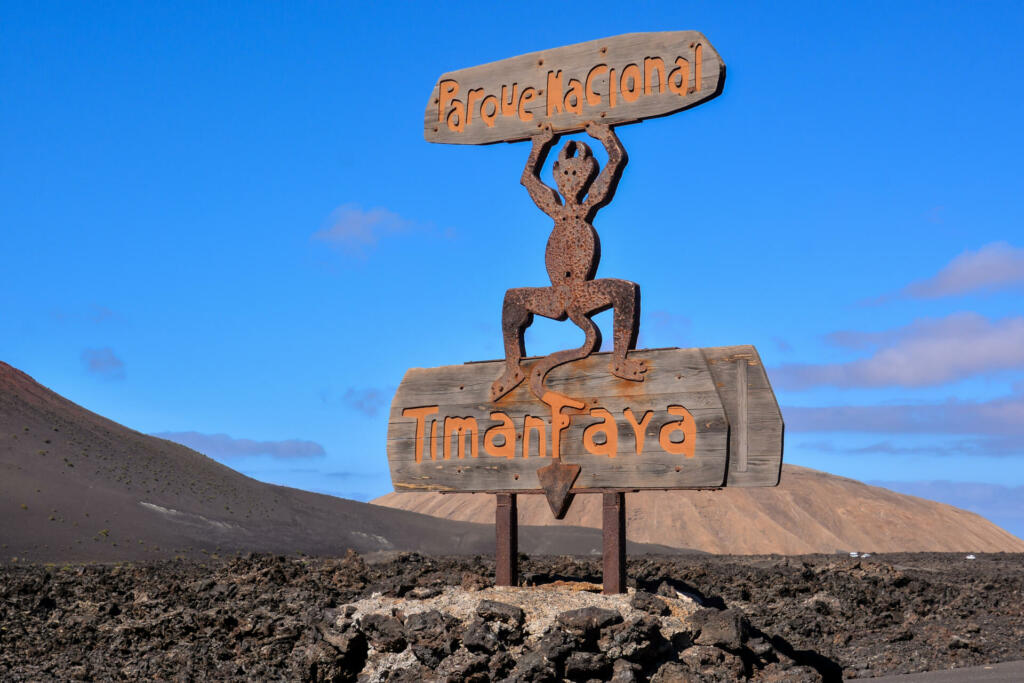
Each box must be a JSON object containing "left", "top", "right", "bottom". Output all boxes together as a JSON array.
[
  {"left": 491, "top": 121, "right": 646, "bottom": 404},
  {"left": 489, "top": 121, "right": 647, "bottom": 520}
]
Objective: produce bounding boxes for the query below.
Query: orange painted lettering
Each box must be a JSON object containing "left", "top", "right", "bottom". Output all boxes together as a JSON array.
[
  {"left": 523, "top": 415, "right": 546, "bottom": 458},
  {"left": 541, "top": 391, "right": 584, "bottom": 460},
  {"left": 585, "top": 64, "right": 607, "bottom": 107},
  {"left": 444, "top": 416, "right": 479, "bottom": 459},
  {"left": 483, "top": 412, "right": 516, "bottom": 458},
  {"left": 546, "top": 71, "right": 564, "bottom": 117},
  {"left": 668, "top": 57, "right": 690, "bottom": 95},
  {"left": 438, "top": 80, "right": 459, "bottom": 122},
  {"left": 643, "top": 57, "right": 666, "bottom": 95},
  {"left": 501, "top": 84, "right": 518, "bottom": 117},
  {"left": 446, "top": 100, "right": 465, "bottom": 132},
  {"left": 620, "top": 64, "right": 641, "bottom": 103},
  {"left": 659, "top": 405, "right": 696, "bottom": 457},
  {"left": 583, "top": 408, "right": 618, "bottom": 458},
  {"left": 402, "top": 406, "right": 438, "bottom": 463},
  {"left": 518, "top": 87, "right": 536, "bottom": 122},
  {"left": 466, "top": 88, "right": 485, "bottom": 127},
  {"left": 623, "top": 408, "right": 653, "bottom": 455},
  {"left": 563, "top": 78, "right": 584, "bottom": 115},
  {"left": 480, "top": 94, "right": 499, "bottom": 127}
]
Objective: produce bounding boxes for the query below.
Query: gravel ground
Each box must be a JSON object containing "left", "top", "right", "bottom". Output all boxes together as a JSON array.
[{"left": 1, "top": 552, "right": 1021, "bottom": 681}]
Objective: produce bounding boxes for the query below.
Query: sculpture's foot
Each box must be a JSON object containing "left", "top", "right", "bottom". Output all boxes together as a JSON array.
[
  {"left": 610, "top": 357, "right": 647, "bottom": 382},
  {"left": 490, "top": 366, "right": 525, "bottom": 401}
]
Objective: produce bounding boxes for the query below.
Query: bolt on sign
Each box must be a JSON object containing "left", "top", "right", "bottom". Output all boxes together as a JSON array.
[{"left": 394, "top": 31, "right": 782, "bottom": 592}]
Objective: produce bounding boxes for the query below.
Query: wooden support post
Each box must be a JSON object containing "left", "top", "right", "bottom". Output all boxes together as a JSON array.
[
  {"left": 602, "top": 491, "right": 626, "bottom": 594},
  {"left": 495, "top": 493, "right": 518, "bottom": 586}
]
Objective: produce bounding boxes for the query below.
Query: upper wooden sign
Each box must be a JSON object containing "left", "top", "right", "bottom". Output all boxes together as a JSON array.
[
  {"left": 386, "top": 346, "right": 782, "bottom": 494},
  {"left": 423, "top": 31, "right": 726, "bottom": 145}
]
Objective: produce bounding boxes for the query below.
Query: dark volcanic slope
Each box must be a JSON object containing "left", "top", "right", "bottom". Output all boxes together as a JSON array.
[{"left": 0, "top": 362, "right": 682, "bottom": 562}]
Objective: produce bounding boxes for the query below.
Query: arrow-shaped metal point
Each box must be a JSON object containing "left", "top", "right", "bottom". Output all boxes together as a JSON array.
[{"left": 536, "top": 461, "right": 581, "bottom": 519}]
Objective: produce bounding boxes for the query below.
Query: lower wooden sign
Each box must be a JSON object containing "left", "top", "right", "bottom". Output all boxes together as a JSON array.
[{"left": 386, "top": 345, "right": 783, "bottom": 493}]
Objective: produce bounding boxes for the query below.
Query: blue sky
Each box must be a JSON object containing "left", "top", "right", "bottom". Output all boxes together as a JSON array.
[{"left": 3, "top": 2, "right": 1023, "bottom": 537}]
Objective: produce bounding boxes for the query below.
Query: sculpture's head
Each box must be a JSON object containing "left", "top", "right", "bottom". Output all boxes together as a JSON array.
[{"left": 552, "top": 140, "right": 598, "bottom": 203}]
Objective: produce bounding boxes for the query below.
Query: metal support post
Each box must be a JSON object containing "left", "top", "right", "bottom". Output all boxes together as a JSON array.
[
  {"left": 602, "top": 491, "right": 626, "bottom": 594},
  {"left": 495, "top": 493, "right": 518, "bottom": 586}
]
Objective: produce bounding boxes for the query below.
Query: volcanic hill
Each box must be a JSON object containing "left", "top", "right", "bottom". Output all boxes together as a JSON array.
[
  {"left": 375, "top": 466, "right": 1024, "bottom": 554},
  {"left": 0, "top": 361, "right": 680, "bottom": 562}
]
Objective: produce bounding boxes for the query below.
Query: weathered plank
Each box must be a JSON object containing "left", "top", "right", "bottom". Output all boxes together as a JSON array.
[
  {"left": 424, "top": 31, "right": 725, "bottom": 145},
  {"left": 387, "top": 346, "right": 783, "bottom": 493},
  {"left": 702, "top": 346, "right": 784, "bottom": 487}
]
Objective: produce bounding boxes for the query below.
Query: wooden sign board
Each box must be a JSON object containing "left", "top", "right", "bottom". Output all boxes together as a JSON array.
[
  {"left": 386, "top": 346, "right": 782, "bottom": 494},
  {"left": 424, "top": 31, "right": 726, "bottom": 145}
]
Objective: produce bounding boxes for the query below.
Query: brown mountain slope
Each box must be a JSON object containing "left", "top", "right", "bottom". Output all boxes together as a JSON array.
[
  {"left": 374, "top": 465, "right": 1024, "bottom": 554},
  {"left": 0, "top": 361, "right": 684, "bottom": 562}
]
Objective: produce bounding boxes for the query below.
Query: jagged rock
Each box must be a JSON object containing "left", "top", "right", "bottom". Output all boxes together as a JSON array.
[
  {"left": 535, "top": 627, "right": 577, "bottom": 663},
  {"left": 502, "top": 651, "right": 558, "bottom": 682},
  {"left": 359, "top": 613, "right": 406, "bottom": 652},
  {"left": 691, "top": 607, "right": 747, "bottom": 650},
  {"left": 564, "top": 651, "right": 610, "bottom": 680},
  {"left": 403, "top": 609, "right": 454, "bottom": 667},
  {"left": 461, "top": 618, "right": 499, "bottom": 654},
  {"left": 610, "top": 658, "right": 643, "bottom": 683},
  {"left": 476, "top": 600, "right": 525, "bottom": 627},
  {"left": 407, "top": 586, "right": 443, "bottom": 600},
  {"left": 488, "top": 651, "right": 516, "bottom": 679},
  {"left": 599, "top": 613, "right": 665, "bottom": 661},
  {"left": 630, "top": 590, "right": 670, "bottom": 616},
  {"left": 556, "top": 606, "right": 623, "bottom": 641},
  {"left": 651, "top": 661, "right": 697, "bottom": 682},
  {"left": 435, "top": 647, "right": 489, "bottom": 681},
  {"left": 678, "top": 644, "right": 746, "bottom": 680},
  {"left": 758, "top": 662, "right": 822, "bottom": 682},
  {"left": 317, "top": 625, "right": 367, "bottom": 674}
]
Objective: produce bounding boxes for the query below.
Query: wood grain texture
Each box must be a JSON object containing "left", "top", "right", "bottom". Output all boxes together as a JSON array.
[
  {"left": 387, "top": 346, "right": 783, "bottom": 493},
  {"left": 424, "top": 31, "right": 725, "bottom": 145},
  {"left": 701, "top": 345, "right": 784, "bottom": 487}
]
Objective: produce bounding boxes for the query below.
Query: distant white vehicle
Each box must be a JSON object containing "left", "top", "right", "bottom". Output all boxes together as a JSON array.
[
  {"left": 966, "top": 554, "right": 977, "bottom": 560},
  {"left": 861, "top": 553, "right": 871, "bottom": 558},
  {"left": 849, "top": 552, "right": 859, "bottom": 557}
]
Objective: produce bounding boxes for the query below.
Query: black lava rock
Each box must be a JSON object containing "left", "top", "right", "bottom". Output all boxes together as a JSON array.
[{"left": 359, "top": 613, "right": 407, "bottom": 652}]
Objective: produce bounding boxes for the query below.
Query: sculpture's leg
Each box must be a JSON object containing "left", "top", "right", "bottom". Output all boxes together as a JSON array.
[
  {"left": 577, "top": 279, "right": 646, "bottom": 381},
  {"left": 527, "top": 310, "right": 600, "bottom": 399},
  {"left": 491, "top": 287, "right": 564, "bottom": 401}
]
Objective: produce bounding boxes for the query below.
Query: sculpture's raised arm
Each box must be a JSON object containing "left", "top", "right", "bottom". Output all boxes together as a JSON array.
[
  {"left": 582, "top": 122, "right": 627, "bottom": 215},
  {"left": 520, "top": 123, "right": 562, "bottom": 218}
]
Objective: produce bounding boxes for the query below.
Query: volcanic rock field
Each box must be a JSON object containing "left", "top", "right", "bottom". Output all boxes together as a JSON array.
[{"left": 3, "top": 551, "right": 1023, "bottom": 681}]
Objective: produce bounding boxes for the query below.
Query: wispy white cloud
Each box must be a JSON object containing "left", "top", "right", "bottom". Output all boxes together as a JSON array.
[
  {"left": 902, "top": 242, "right": 1024, "bottom": 298},
  {"left": 785, "top": 392, "right": 1024, "bottom": 439},
  {"left": 342, "top": 388, "right": 387, "bottom": 417},
  {"left": 775, "top": 313, "right": 1024, "bottom": 389},
  {"left": 797, "top": 436, "right": 1022, "bottom": 457},
  {"left": 154, "top": 431, "right": 326, "bottom": 459},
  {"left": 81, "top": 347, "right": 125, "bottom": 380},
  {"left": 312, "top": 204, "right": 411, "bottom": 256}
]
